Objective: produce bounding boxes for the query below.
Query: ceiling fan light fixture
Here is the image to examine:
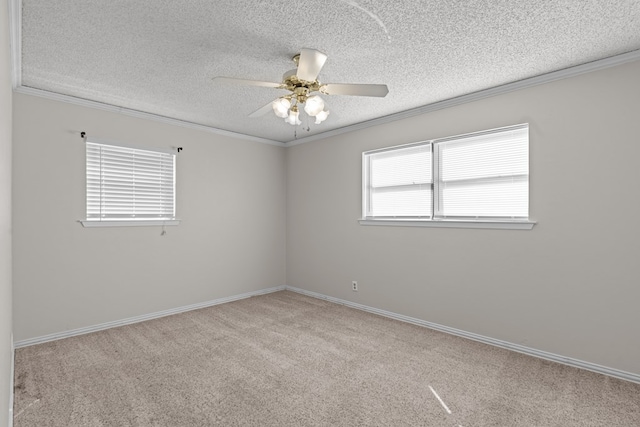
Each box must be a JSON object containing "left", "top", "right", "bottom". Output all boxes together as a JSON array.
[
  {"left": 272, "top": 97, "right": 291, "bottom": 118},
  {"left": 284, "top": 106, "right": 301, "bottom": 125},
  {"left": 314, "top": 109, "right": 330, "bottom": 124},
  {"left": 303, "top": 95, "right": 325, "bottom": 116},
  {"left": 215, "top": 49, "right": 388, "bottom": 128}
]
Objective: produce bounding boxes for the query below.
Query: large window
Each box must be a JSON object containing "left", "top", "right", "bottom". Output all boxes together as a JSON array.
[
  {"left": 362, "top": 124, "right": 532, "bottom": 228},
  {"left": 84, "top": 140, "right": 176, "bottom": 225}
]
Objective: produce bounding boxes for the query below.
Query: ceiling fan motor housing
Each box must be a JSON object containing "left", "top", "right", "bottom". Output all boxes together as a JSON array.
[{"left": 282, "top": 69, "right": 321, "bottom": 103}]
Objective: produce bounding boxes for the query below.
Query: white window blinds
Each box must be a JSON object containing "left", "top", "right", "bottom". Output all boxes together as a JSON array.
[
  {"left": 435, "top": 125, "right": 528, "bottom": 218},
  {"left": 365, "top": 144, "right": 432, "bottom": 218},
  {"left": 363, "top": 124, "right": 529, "bottom": 221},
  {"left": 86, "top": 141, "right": 175, "bottom": 221}
]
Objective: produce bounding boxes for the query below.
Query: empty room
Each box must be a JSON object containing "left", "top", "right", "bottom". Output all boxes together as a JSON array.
[{"left": 2, "top": 1, "right": 640, "bottom": 426}]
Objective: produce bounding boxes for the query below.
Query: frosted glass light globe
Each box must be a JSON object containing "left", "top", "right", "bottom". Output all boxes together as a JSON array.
[
  {"left": 304, "top": 95, "right": 325, "bottom": 117},
  {"left": 272, "top": 98, "right": 291, "bottom": 118},
  {"left": 314, "top": 109, "right": 330, "bottom": 124},
  {"left": 285, "top": 108, "right": 301, "bottom": 125}
]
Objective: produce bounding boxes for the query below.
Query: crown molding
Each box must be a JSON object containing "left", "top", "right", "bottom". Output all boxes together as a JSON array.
[
  {"left": 9, "top": 0, "right": 640, "bottom": 148},
  {"left": 8, "top": 0, "right": 283, "bottom": 147},
  {"left": 286, "top": 49, "right": 640, "bottom": 147},
  {"left": 14, "top": 86, "right": 285, "bottom": 146},
  {"left": 8, "top": 0, "right": 21, "bottom": 88}
]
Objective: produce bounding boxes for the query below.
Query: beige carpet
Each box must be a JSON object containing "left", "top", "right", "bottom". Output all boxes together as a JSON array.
[{"left": 13, "top": 290, "right": 640, "bottom": 426}]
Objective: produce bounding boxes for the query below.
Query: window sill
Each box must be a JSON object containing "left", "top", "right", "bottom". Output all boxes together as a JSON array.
[
  {"left": 358, "top": 218, "right": 535, "bottom": 230},
  {"left": 80, "top": 219, "right": 181, "bottom": 228}
]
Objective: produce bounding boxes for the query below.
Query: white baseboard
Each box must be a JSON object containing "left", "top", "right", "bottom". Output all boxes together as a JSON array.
[
  {"left": 284, "top": 286, "right": 640, "bottom": 385},
  {"left": 8, "top": 333, "right": 14, "bottom": 427},
  {"left": 12, "top": 284, "right": 640, "bottom": 385},
  {"left": 13, "top": 286, "right": 285, "bottom": 348}
]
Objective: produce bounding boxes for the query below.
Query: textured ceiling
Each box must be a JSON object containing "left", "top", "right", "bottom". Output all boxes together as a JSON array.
[{"left": 19, "top": 0, "right": 640, "bottom": 143}]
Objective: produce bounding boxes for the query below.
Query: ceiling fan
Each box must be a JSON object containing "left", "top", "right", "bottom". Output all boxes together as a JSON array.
[{"left": 213, "top": 48, "right": 389, "bottom": 126}]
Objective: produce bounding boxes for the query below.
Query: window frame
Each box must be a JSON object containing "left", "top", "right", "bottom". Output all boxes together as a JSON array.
[
  {"left": 360, "top": 124, "right": 535, "bottom": 230},
  {"left": 363, "top": 142, "right": 434, "bottom": 219},
  {"left": 80, "top": 137, "right": 180, "bottom": 228}
]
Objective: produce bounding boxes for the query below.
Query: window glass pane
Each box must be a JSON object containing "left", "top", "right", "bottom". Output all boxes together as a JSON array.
[
  {"left": 440, "top": 178, "right": 528, "bottom": 217},
  {"left": 371, "top": 186, "right": 432, "bottom": 217},
  {"left": 86, "top": 141, "right": 175, "bottom": 220},
  {"left": 363, "top": 124, "right": 528, "bottom": 221},
  {"left": 365, "top": 144, "right": 432, "bottom": 217},
  {"left": 439, "top": 128, "right": 528, "bottom": 182},
  {"left": 436, "top": 125, "right": 528, "bottom": 218},
  {"left": 370, "top": 145, "right": 431, "bottom": 188}
]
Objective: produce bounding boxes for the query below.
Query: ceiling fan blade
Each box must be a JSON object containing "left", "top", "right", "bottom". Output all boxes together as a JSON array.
[
  {"left": 321, "top": 83, "right": 389, "bottom": 97},
  {"left": 249, "top": 101, "right": 274, "bottom": 118},
  {"left": 296, "top": 48, "right": 328, "bottom": 82},
  {"left": 213, "top": 77, "right": 284, "bottom": 89}
]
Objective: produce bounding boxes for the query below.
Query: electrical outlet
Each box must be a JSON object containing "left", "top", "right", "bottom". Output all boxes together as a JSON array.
[{"left": 352, "top": 281, "right": 358, "bottom": 291}]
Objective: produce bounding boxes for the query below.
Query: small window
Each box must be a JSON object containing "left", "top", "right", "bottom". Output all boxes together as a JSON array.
[
  {"left": 362, "top": 124, "right": 530, "bottom": 227},
  {"left": 365, "top": 144, "right": 433, "bottom": 218},
  {"left": 85, "top": 140, "right": 176, "bottom": 224}
]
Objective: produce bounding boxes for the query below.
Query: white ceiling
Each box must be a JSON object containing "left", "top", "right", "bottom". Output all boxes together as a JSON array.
[{"left": 17, "top": 0, "right": 640, "bottom": 144}]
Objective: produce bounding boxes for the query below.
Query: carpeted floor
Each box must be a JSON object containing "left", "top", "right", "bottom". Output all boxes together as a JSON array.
[{"left": 13, "top": 290, "right": 640, "bottom": 426}]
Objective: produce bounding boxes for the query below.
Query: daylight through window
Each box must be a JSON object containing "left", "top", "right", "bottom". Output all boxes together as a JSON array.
[
  {"left": 363, "top": 124, "right": 529, "bottom": 222},
  {"left": 86, "top": 141, "right": 176, "bottom": 221}
]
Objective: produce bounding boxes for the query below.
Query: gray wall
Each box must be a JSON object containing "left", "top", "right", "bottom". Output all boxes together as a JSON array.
[
  {"left": 9, "top": 48, "right": 640, "bottom": 396},
  {"left": 286, "top": 59, "right": 640, "bottom": 375},
  {"left": 12, "top": 93, "right": 287, "bottom": 341},
  {"left": 0, "top": 1, "right": 12, "bottom": 426}
]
